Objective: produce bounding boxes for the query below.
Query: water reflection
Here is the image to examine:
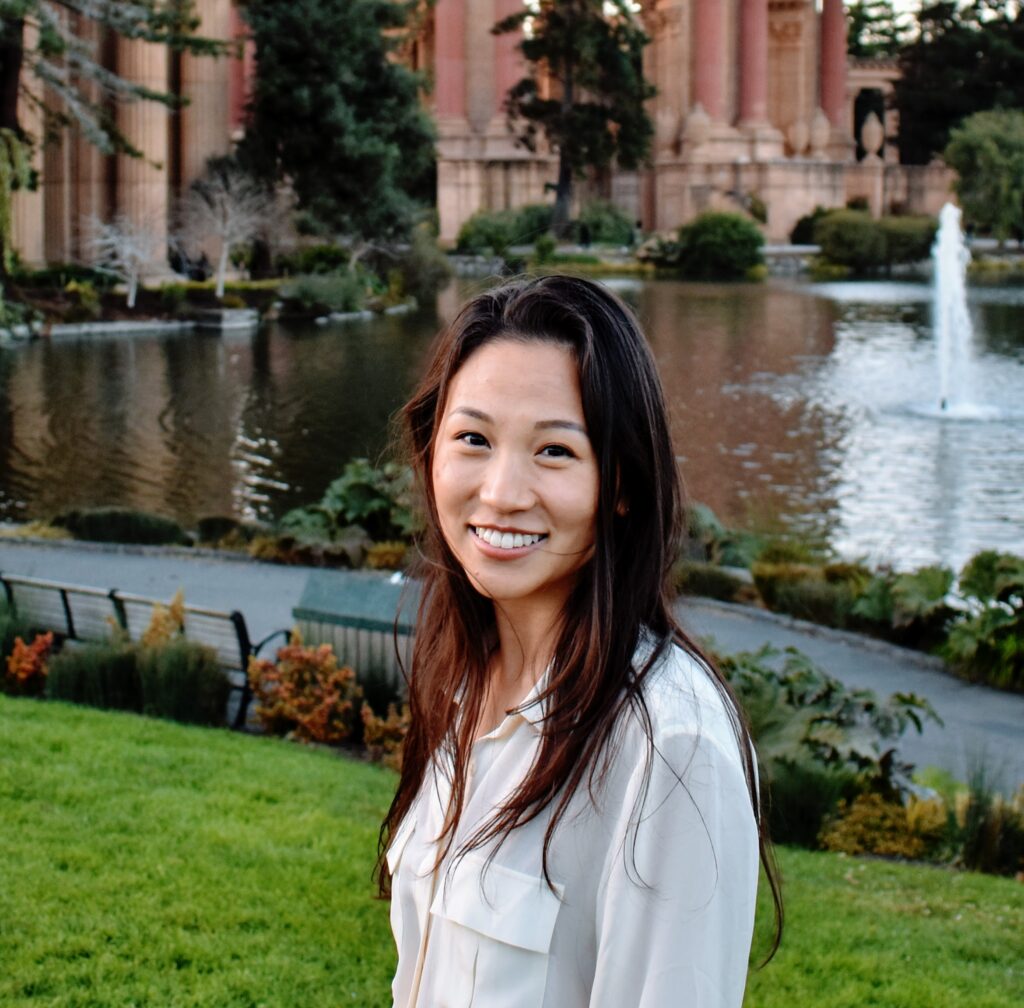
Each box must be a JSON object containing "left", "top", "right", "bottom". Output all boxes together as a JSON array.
[{"left": 0, "top": 279, "right": 1021, "bottom": 570}]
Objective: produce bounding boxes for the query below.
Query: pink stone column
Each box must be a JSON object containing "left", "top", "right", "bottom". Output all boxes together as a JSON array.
[
  {"left": 229, "top": 5, "right": 254, "bottom": 135},
  {"left": 692, "top": 0, "right": 726, "bottom": 122},
  {"left": 434, "top": 0, "right": 467, "bottom": 119},
  {"left": 494, "top": 0, "right": 524, "bottom": 111},
  {"left": 820, "top": 0, "right": 848, "bottom": 129},
  {"left": 738, "top": 0, "right": 769, "bottom": 124}
]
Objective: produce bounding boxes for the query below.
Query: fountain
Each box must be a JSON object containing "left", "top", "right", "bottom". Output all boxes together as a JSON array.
[{"left": 932, "top": 202, "right": 984, "bottom": 418}]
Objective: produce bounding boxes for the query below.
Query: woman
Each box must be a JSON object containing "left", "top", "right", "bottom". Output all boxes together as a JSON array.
[{"left": 380, "top": 275, "right": 780, "bottom": 1007}]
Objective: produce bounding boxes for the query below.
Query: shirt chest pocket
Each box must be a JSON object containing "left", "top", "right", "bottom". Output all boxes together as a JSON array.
[{"left": 430, "top": 853, "right": 564, "bottom": 1008}]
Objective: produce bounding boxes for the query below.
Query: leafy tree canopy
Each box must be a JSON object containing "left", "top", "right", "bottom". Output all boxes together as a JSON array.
[
  {"left": 894, "top": 1, "right": 1024, "bottom": 164},
  {"left": 494, "top": 0, "right": 654, "bottom": 234},
  {"left": 237, "top": 0, "right": 435, "bottom": 247},
  {"left": 944, "top": 108, "right": 1024, "bottom": 241}
]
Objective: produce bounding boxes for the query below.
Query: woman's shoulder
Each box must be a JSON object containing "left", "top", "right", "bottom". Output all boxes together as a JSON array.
[{"left": 629, "top": 630, "right": 743, "bottom": 758}]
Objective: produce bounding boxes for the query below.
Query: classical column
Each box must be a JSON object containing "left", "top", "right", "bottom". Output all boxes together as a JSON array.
[
  {"left": 819, "top": 0, "right": 847, "bottom": 130},
  {"left": 434, "top": 0, "right": 467, "bottom": 121},
  {"left": 228, "top": 4, "right": 255, "bottom": 136},
  {"left": 692, "top": 0, "right": 726, "bottom": 123},
  {"left": 180, "top": 0, "right": 233, "bottom": 186},
  {"left": 116, "top": 34, "right": 169, "bottom": 246},
  {"left": 738, "top": 0, "right": 769, "bottom": 125},
  {"left": 493, "top": 0, "right": 523, "bottom": 114}
]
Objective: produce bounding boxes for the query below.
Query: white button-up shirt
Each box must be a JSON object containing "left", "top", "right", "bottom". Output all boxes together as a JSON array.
[{"left": 388, "top": 641, "right": 759, "bottom": 1007}]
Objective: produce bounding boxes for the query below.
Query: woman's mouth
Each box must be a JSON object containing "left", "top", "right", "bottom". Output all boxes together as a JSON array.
[{"left": 470, "top": 526, "right": 547, "bottom": 550}]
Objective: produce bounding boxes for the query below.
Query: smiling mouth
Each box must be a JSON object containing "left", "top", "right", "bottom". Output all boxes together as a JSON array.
[{"left": 471, "top": 526, "right": 547, "bottom": 550}]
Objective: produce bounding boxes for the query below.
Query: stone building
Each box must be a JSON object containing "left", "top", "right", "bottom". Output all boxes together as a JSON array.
[{"left": 11, "top": 0, "right": 952, "bottom": 264}]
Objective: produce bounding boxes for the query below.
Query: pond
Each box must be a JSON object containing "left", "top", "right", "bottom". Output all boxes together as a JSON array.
[{"left": 1, "top": 277, "right": 1022, "bottom": 571}]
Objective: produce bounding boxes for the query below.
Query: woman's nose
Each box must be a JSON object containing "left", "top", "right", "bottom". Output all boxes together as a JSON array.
[{"left": 478, "top": 450, "right": 535, "bottom": 512}]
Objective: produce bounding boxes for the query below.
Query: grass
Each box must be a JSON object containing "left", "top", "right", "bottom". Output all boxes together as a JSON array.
[{"left": 2, "top": 694, "right": 1023, "bottom": 1007}]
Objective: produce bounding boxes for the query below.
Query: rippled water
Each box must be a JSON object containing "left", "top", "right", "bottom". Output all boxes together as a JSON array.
[{"left": 1, "top": 278, "right": 1022, "bottom": 570}]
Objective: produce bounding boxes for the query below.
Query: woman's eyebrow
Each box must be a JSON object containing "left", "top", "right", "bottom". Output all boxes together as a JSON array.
[{"left": 451, "top": 407, "right": 585, "bottom": 435}]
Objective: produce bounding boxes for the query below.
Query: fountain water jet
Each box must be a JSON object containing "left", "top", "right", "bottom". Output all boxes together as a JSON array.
[{"left": 933, "top": 203, "right": 982, "bottom": 417}]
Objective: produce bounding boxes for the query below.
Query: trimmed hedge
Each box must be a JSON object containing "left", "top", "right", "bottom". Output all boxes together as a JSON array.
[{"left": 52, "top": 507, "right": 190, "bottom": 546}]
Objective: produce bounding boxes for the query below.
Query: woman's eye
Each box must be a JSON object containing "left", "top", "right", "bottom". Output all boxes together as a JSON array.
[
  {"left": 540, "top": 444, "right": 575, "bottom": 459},
  {"left": 456, "top": 431, "right": 489, "bottom": 448}
]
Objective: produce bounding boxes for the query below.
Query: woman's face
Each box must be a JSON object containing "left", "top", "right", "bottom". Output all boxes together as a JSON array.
[{"left": 431, "top": 338, "right": 600, "bottom": 622}]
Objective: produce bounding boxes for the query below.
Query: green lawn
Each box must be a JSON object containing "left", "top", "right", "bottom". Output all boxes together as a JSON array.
[{"left": 2, "top": 695, "right": 1022, "bottom": 1007}]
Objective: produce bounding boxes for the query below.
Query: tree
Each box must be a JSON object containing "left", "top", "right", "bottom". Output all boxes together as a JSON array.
[
  {"left": 0, "top": 2, "right": 223, "bottom": 272},
  {"left": 944, "top": 108, "right": 1024, "bottom": 242},
  {"left": 237, "top": 0, "right": 435, "bottom": 254},
  {"left": 177, "top": 157, "right": 275, "bottom": 297},
  {"left": 493, "top": 0, "right": 655, "bottom": 236},
  {"left": 85, "top": 212, "right": 164, "bottom": 308},
  {"left": 894, "top": 1, "right": 1024, "bottom": 164},
  {"left": 846, "top": 1, "right": 908, "bottom": 59}
]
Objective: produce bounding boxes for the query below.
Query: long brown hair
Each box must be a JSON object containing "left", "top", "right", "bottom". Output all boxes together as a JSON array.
[{"left": 380, "top": 274, "right": 781, "bottom": 955}]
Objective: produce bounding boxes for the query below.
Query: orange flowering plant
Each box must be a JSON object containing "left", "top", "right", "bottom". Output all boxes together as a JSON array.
[
  {"left": 247, "top": 636, "right": 362, "bottom": 745},
  {"left": 362, "top": 702, "right": 411, "bottom": 771},
  {"left": 4, "top": 632, "right": 55, "bottom": 697}
]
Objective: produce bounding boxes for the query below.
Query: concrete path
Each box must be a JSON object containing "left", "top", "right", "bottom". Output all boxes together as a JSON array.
[{"left": 3, "top": 538, "right": 1022, "bottom": 788}]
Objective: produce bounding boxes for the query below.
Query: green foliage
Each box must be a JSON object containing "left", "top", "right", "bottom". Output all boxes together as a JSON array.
[
  {"left": 46, "top": 641, "right": 143, "bottom": 712},
  {"left": 159, "top": 282, "right": 188, "bottom": 313},
  {"left": 944, "top": 550, "right": 1024, "bottom": 690},
  {"left": 639, "top": 213, "right": 764, "bottom": 280},
  {"left": 275, "top": 243, "right": 350, "bottom": 276},
  {"left": 494, "top": 1, "right": 654, "bottom": 233},
  {"left": 878, "top": 215, "right": 939, "bottom": 266},
  {"left": 895, "top": 2, "right": 1024, "bottom": 165},
  {"left": 0, "top": 600, "right": 33, "bottom": 668},
  {"left": 533, "top": 232, "right": 557, "bottom": 264},
  {"left": 814, "top": 209, "right": 887, "bottom": 272},
  {"left": 945, "top": 109, "right": 1024, "bottom": 242},
  {"left": 278, "top": 272, "right": 366, "bottom": 315},
  {"left": 814, "top": 210, "right": 936, "bottom": 273},
  {"left": 238, "top": 0, "right": 435, "bottom": 244},
  {"left": 281, "top": 458, "right": 416, "bottom": 545},
  {"left": 52, "top": 507, "right": 190, "bottom": 546},
  {"left": 11, "top": 262, "right": 117, "bottom": 291},
  {"left": 135, "top": 639, "right": 229, "bottom": 726},
  {"left": 676, "top": 212, "right": 764, "bottom": 280},
  {"left": 956, "top": 766, "right": 1024, "bottom": 876},
  {"left": 673, "top": 561, "right": 750, "bottom": 604},
  {"left": 456, "top": 203, "right": 554, "bottom": 256},
  {"left": 820, "top": 792, "right": 950, "bottom": 860},
  {"left": 391, "top": 223, "right": 452, "bottom": 305},
  {"left": 575, "top": 199, "right": 634, "bottom": 245},
  {"left": 719, "top": 644, "right": 939, "bottom": 843},
  {"left": 846, "top": 1, "right": 909, "bottom": 59}
]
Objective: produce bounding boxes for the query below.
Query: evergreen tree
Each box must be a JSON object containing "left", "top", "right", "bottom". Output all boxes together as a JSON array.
[
  {"left": 846, "top": 1, "right": 907, "bottom": 59},
  {"left": 894, "top": 1, "right": 1024, "bottom": 164},
  {"left": 237, "top": 0, "right": 435, "bottom": 251},
  {"left": 493, "top": 0, "right": 654, "bottom": 236}
]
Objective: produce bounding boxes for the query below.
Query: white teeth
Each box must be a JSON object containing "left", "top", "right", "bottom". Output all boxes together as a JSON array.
[{"left": 473, "top": 527, "right": 543, "bottom": 550}]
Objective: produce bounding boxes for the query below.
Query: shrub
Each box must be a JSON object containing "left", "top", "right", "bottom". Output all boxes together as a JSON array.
[
  {"left": 575, "top": 200, "right": 634, "bottom": 245},
  {"left": 160, "top": 283, "right": 188, "bottom": 313},
  {"left": 456, "top": 209, "right": 519, "bottom": 257},
  {"left": 12, "top": 262, "right": 116, "bottom": 291},
  {"left": 278, "top": 272, "right": 366, "bottom": 315},
  {"left": 197, "top": 516, "right": 246, "bottom": 544},
  {"left": 280, "top": 458, "right": 416, "bottom": 545},
  {"left": 956, "top": 772, "right": 1024, "bottom": 876},
  {"left": 4, "top": 632, "right": 54, "bottom": 697},
  {"left": 790, "top": 207, "right": 829, "bottom": 245},
  {"left": 634, "top": 231, "right": 683, "bottom": 268},
  {"left": 513, "top": 203, "right": 554, "bottom": 244},
  {"left": 275, "top": 243, "right": 349, "bottom": 276},
  {"left": 0, "top": 602, "right": 34, "bottom": 665},
  {"left": 750, "top": 561, "right": 823, "bottom": 611},
  {"left": 820, "top": 793, "right": 949, "bottom": 860},
  {"left": 361, "top": 702, "right": 411, "bottom": 771},
  {"left": 46, "top": 640, "right": 143, "bottom": 712},
  {"left": 533, "top": 233, "right": 556, "bottom": 264},
  {"left": 64, "top": 280, "right": 101, "bottom": 322},
  {"left": 392, "top": 223, "right": 452, "bottom": 305},
  {"left": 52, "top": 507, "right": 190, "bottom": 546},
  {"left": 364, "top": 540, "right": 409, "bottom": 571},
  {"left": 675, "top": 212, "right": 764, "bottom": 280},
  {"left": 944, "top": 551, "right": 1024, "bottom": 691},
  {"left": 248, "top": 639, "right": 362, "bottom": 744},
  {"left": 814, "top": 210, "right": 886, "bottom": 273},
  {"left": 137, "top": 638, "right": 229, "bottom": 726},
  {"left": 673, "top": 560, "right": 751, "bottom": 604},
  {"left": 879, "top": 215, "right": 937, "bottom": 266},
  {"left": 772, "top": 577, "right": 857, "bottom": 629}
]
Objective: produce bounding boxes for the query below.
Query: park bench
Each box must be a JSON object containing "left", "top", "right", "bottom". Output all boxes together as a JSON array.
[{"left": 0, "top": 572, "right": 288, "bottom": 729}]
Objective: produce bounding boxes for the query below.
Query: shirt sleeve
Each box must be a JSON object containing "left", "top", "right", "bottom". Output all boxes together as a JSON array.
[{"left": 589, "top": 724, "right": 760, "bottom": 1007}]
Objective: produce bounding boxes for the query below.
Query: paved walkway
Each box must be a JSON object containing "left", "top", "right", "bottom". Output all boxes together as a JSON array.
[{"left": 3, "top": 538, "right": 1022, "bottom": 788}]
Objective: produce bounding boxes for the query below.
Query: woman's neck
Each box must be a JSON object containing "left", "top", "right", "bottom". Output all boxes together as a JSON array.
[{"left": 491, "top": 602, "right": 561, "bottom": 694}]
